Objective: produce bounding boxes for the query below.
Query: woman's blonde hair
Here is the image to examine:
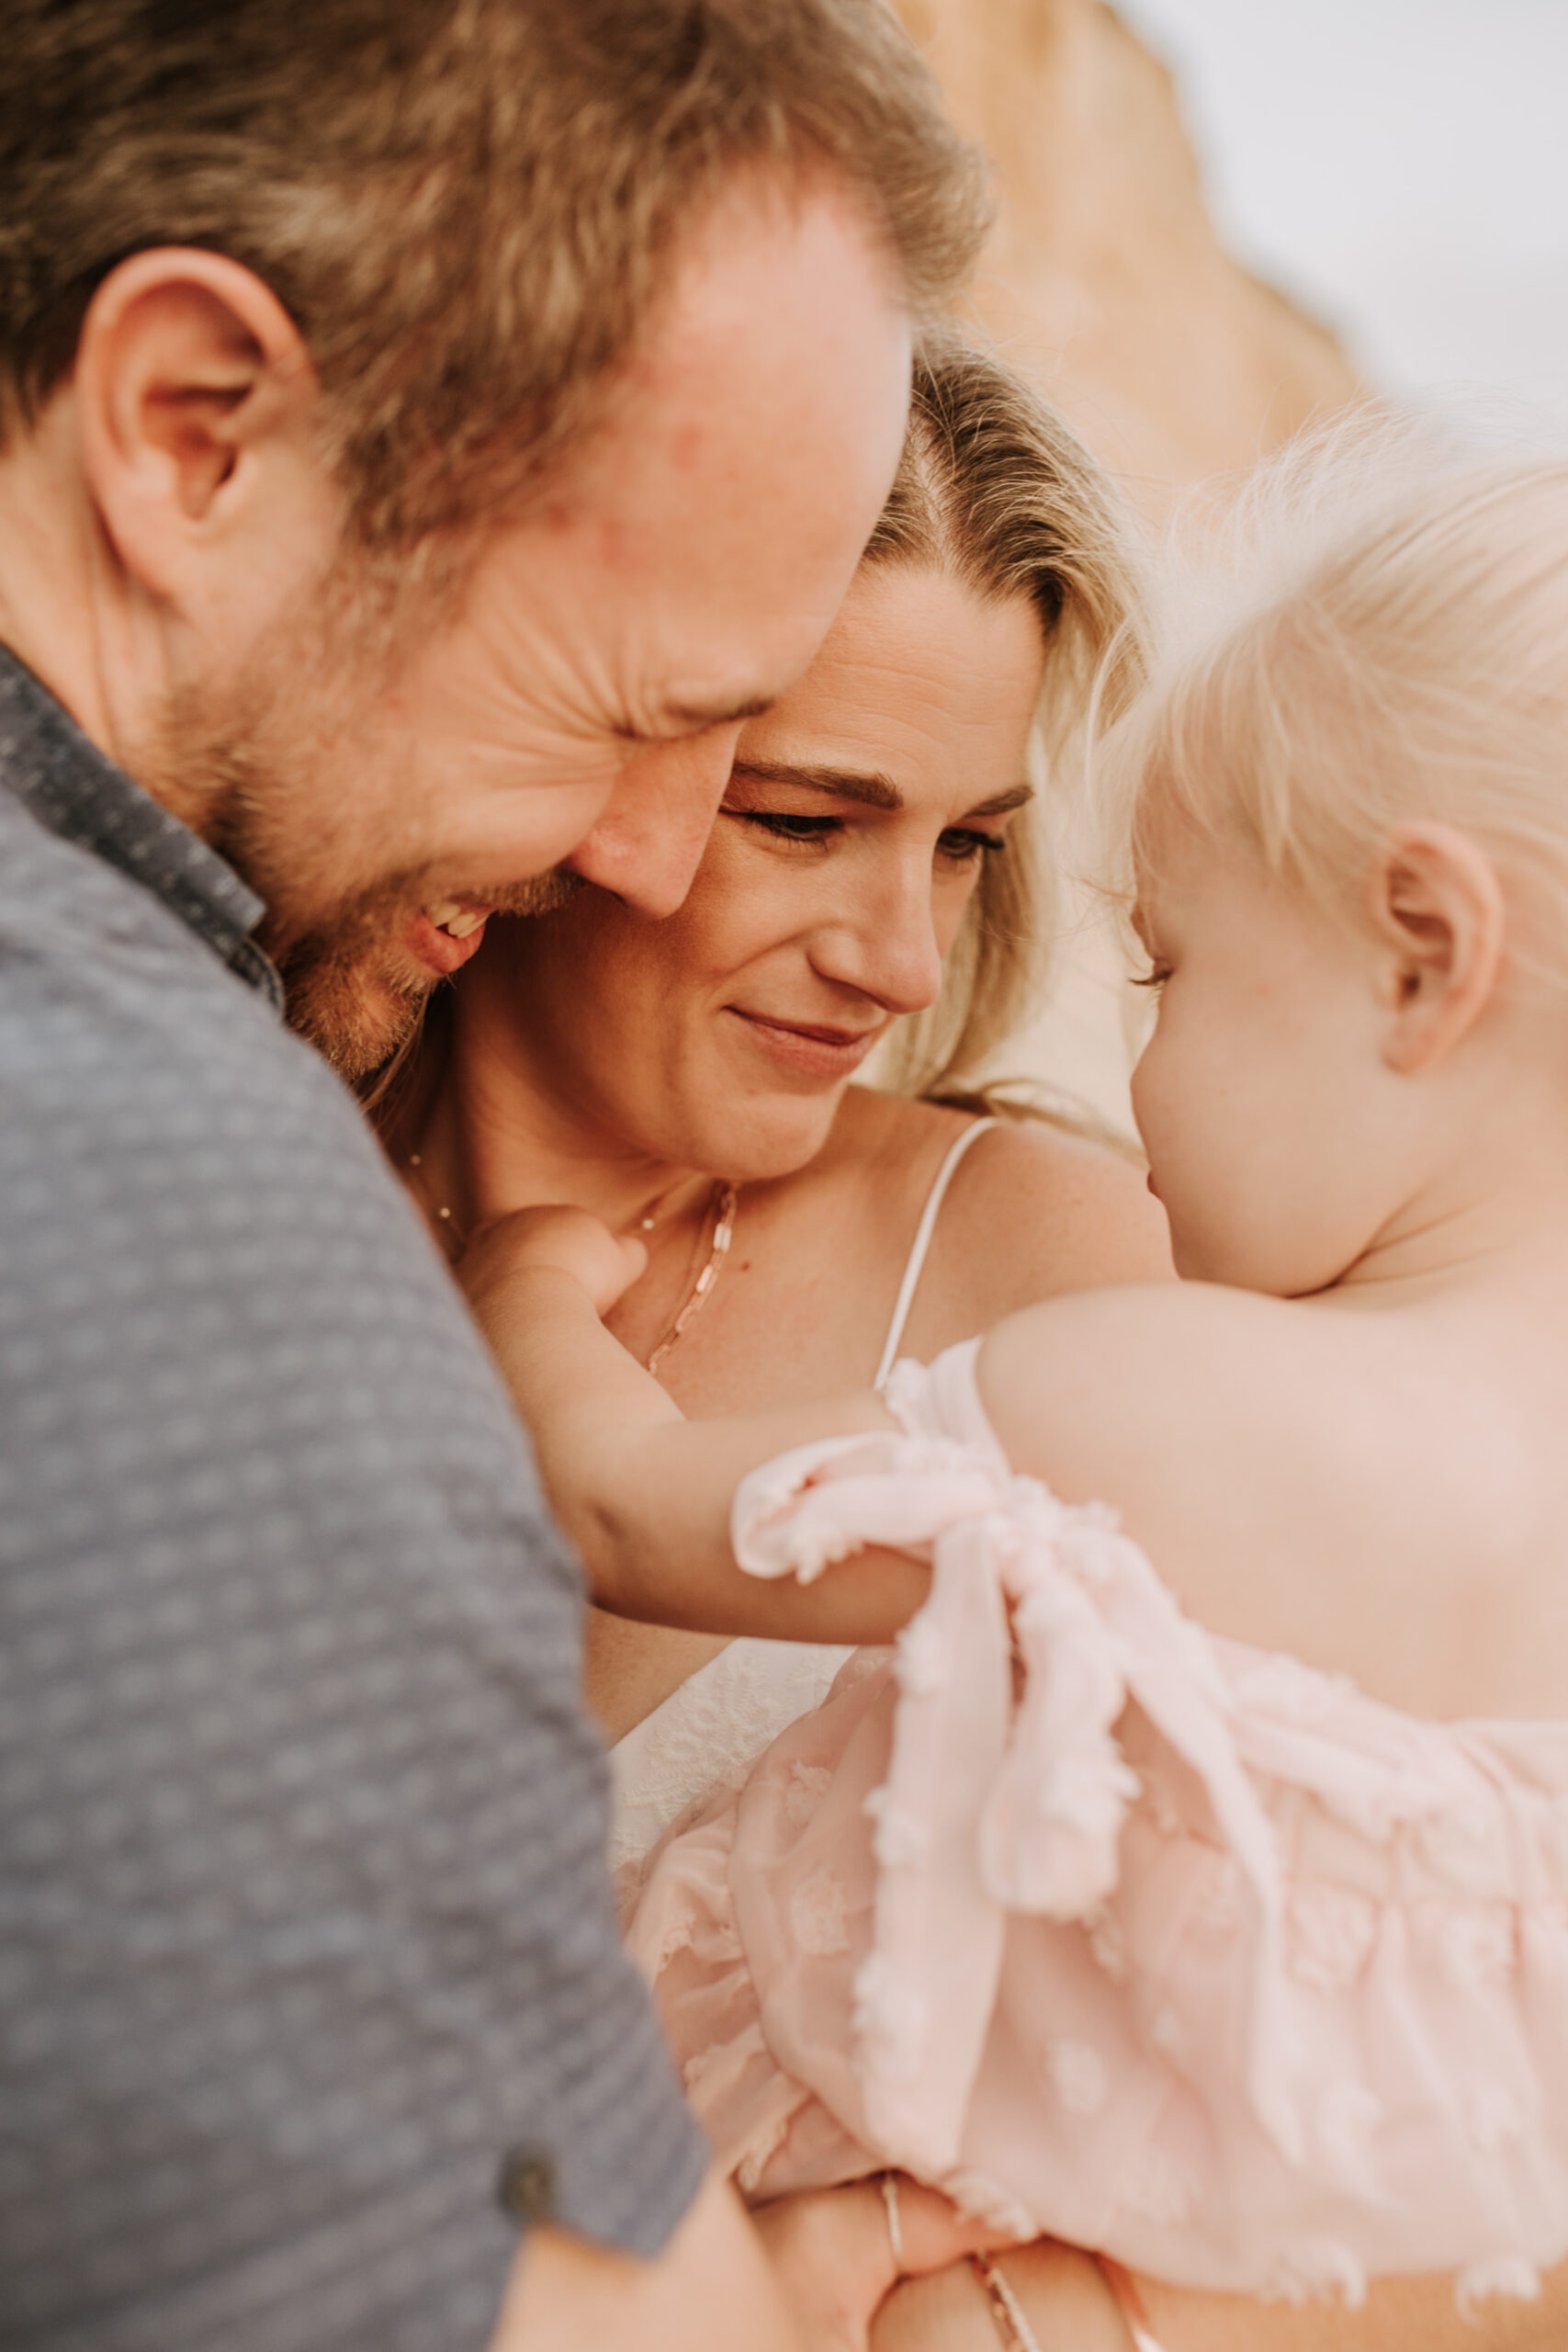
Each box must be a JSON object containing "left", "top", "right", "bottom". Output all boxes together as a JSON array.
[
  {"left": 867, "top": 332, "right": 1145, "bottom": 1097},
  {"left": 1102, "top": 421, "right": 1568, "bottom": 988}
]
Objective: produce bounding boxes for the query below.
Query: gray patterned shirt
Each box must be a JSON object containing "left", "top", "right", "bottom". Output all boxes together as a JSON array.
[{"left": 0, "top": 650, "right": 705, "bottom": 2351}]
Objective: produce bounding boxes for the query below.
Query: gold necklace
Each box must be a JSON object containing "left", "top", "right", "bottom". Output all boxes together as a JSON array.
[
  {"left": 644, "top": 1179, "right": 737, "bottom": 1375},
  {"left": 406, "top": 1154, "right": 738, "bottom": 1374}
]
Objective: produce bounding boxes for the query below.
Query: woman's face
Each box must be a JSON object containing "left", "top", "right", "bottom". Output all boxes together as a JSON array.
[{"left": 463, "top": 565, "right": 1048, "bottom": 1179}]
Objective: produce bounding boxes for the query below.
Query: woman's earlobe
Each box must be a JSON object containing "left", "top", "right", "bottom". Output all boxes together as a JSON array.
[{"left": 1371, "top": 824, "right": 1505, "bottom": 1074}]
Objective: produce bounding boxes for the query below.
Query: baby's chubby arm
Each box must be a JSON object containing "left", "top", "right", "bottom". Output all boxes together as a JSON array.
[
  {"left": 464, "top": 1209, "right": 1367, "bottom": 1665},
  {"left": 458, "top": 1207, "right": 932, "bottom": 1643}
]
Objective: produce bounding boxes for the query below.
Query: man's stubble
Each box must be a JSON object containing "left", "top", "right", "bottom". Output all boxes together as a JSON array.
[{"left": 134, "top": 570, "right": 574, "bottom": 1079}]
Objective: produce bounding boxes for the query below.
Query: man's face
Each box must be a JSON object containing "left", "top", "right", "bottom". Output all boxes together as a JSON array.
[{"left": 174, "top": 174, "right": 913, "bottom": 1074}]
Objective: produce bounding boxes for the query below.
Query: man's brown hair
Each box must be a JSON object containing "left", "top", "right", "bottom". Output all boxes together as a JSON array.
[{"left": 0, "top": 0, "right": 987, "bottom": 545}]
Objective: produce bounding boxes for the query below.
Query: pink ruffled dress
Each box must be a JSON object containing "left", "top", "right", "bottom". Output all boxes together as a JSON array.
[{"left": 625, "top": 1340, "right": 1568, "bottom": 2314}]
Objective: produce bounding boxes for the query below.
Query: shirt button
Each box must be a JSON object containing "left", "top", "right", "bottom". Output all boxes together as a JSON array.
[{"left": 497, "top": 2143, "right": 558, "bottom": 2223}]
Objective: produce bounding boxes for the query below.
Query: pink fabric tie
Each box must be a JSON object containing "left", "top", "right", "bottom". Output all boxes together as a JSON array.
[{"left": 732, "top": 1396, "right": 1301, "bottom": 2177}]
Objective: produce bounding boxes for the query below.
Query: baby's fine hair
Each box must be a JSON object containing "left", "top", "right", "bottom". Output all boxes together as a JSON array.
[{"left": 1102, "top": 417, "right": 1568, "bottom": 986}]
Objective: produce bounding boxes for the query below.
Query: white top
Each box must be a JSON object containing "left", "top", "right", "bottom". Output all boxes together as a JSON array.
[{"left": 610, "top": 1118, "right": 998, "bottom": 1873}]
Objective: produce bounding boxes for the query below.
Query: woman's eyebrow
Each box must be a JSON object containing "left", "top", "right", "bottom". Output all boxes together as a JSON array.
[
  {"left": 729, "top": 764, "right": 1038, "bottom": 819},
  {"left": 729, "top": 758, "right": 903, "bottom": 808},
  {"left": 964, "top": 783, "right": 1034, "bottom": 819}
]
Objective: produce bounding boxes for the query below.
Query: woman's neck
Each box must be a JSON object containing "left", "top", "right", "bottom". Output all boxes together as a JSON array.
[{"left": 387, "top": 993, "right": 710, "bottom": 1247}]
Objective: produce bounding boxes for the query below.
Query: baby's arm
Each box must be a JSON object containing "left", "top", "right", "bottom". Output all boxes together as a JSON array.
[
  {"left": 459, "top": 1208, "right": 931, "bottom": 1643},
  {"left": 464, "top": 1208, "right": 1371, "bottom": 1673}
]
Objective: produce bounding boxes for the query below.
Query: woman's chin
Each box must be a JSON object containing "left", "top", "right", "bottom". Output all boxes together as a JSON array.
[{"left": 700, "top": 1099, "right": 844, "bottom": 1185}]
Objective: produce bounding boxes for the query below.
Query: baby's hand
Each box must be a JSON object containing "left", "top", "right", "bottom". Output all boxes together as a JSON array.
[{"left": 457, "top": 1204, "right": 648, "bottom": 1322}]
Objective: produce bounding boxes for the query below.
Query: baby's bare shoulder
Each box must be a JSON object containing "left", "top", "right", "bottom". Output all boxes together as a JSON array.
[
  {"left": 977, "top": 1284, "right": 1388, "bottom": 1619},
  {"left": 977, "top": 1285, "right": 1564, "bottom": 1708},
  {"left": 979, "top": 1277, "right": 1307, "bottom": 1463}
]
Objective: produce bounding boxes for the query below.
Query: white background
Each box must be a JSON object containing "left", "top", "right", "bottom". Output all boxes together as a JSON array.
[
  {"left": 1010, "top": 2, "right": 1568, "bottom": 1119},
  {"left": 1119, "top": 0, "right": 1568, "bottom": 432}
]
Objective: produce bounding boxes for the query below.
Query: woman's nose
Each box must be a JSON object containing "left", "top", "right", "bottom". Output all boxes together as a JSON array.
[
  {"left": 566, "top": 725, "right": 740, "bottom": 919},
  {"left": 815, "top": 862, "right": 944, "bottom": 1016}
]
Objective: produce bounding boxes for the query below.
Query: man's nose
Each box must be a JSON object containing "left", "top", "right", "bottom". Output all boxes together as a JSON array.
[{"left": 565, "top": 726, "right": 740, "bottom": 918}]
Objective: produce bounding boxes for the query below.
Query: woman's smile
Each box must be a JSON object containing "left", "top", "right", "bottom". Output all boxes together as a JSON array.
[{"left": 725, "top": 1004, "right": 886, "bottom": 1079}]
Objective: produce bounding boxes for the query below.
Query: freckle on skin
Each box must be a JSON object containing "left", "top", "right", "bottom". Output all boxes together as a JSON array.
[
  {"left": 671, "top": 421, "right": 706, "bottom": 471},
  {"left": 593, "top": 516, "right": 636, "bottom": 570}
]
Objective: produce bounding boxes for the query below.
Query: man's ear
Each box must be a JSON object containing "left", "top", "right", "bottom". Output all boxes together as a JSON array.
[
  {"left": 1370, "top": 822, "right": 1506, "bottom": 1075},
  {"left": 73, "top": 248, "right": 335, "bottom": 620}
]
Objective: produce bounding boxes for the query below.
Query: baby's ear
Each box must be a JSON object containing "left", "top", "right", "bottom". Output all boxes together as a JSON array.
[{"left": 1369, "top": 823, "right": 1505, "bottom": 1074}]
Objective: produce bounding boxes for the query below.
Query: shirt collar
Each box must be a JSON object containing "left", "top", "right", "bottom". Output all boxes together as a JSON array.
[{"left": 0, "top": 643, "right": 283, "bottom": 1010}]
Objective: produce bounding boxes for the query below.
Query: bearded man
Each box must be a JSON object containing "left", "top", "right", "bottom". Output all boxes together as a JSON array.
[{"left": 0, "top": 6, "right": 986, "bottom": 2346}]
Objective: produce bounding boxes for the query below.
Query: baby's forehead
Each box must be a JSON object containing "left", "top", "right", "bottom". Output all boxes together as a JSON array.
[
  {"left": 1131, "top": 816, "right": 1264, "bottom": 935},
  {"left": 1129, "top": 809, "right": 1196, "bottom": 923}
]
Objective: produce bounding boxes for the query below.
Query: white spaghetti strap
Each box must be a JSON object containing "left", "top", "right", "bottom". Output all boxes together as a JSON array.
[
  {"left": 1094, "top": 2258, "right": 1172, "bottom": 2352},
  {"left": 872, "top": 1116, "right": 998, "bottom": 1391}
]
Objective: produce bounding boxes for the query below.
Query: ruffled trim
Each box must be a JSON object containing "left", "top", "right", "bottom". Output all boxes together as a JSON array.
[{"left": 733, "top": 1429, "right": 1006, "bottom": 1585}]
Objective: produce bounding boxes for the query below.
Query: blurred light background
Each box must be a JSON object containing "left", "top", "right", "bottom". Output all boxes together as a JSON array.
[
  {"left": 979, "top": 0, "right": 1568, "bottom": 1124},
  {"left": 1122, "top": 0, "right": 1568, "bottom": 432},
  {"left": 883, "top": 0, "right": 1568, "bottom": 1124}
]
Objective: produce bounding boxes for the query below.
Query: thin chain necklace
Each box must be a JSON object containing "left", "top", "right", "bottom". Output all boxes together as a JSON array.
[
  {"left": 644, "top": 1178, "right": 737, "bottom": 1375},
  {"left": 406, "top": 1153, "right": 738, "bottom": 1374}
]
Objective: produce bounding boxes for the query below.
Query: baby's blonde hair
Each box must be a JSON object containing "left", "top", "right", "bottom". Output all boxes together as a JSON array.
[{"left": 1103, "top": 421, "right": 1568, "bottom": 986}]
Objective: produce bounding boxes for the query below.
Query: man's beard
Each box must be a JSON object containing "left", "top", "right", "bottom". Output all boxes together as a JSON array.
[
  {"left": 130, "top": 579, "right": 577, "bottom": 1080},
  {"left": 269, "top": 877, "right": 453, "bottom": 1080},
  {"left": 269, "top": 864, "right": 579, "bottom": 1080}
]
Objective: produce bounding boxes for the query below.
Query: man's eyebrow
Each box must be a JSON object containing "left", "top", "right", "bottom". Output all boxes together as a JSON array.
[
  {"left": 729, "top": 758, "right": 903, "bottom": 809},
  {"left": 660, "top": 693, "right": 776, "bottom": 731}
]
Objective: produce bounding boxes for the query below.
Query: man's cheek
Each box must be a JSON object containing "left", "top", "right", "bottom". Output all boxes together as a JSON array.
[{"left": 437, "top": 776, "right": 623, "bottom": 892}]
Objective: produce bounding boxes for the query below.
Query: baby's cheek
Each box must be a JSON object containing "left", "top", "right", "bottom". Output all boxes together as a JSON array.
[
  {"left": 1152, "top": 1140, "right": 1263, "bottom": 1285},
  {"left": 1130, "top": 1058, "right": 1190, "bottom": 1202}
]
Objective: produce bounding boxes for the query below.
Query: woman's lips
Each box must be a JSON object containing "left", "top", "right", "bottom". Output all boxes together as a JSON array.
[
  {"left": 727, "top": 1007, "right": 883, "bottom": 1078},
  {"left": 404, "top": 899, "right": 493, "bottom": 978}
]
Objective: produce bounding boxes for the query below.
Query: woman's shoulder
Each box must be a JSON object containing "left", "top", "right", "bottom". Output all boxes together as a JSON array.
[
  {"left": 820, "top": 1082, "right": 970, "bottom": 1167},
  {"left": 962, "top": 1115, "right": 1170, "bottom": 1274},
  {"left": 875, "top": 1097, "right": 1172, "bottom": 1338}
]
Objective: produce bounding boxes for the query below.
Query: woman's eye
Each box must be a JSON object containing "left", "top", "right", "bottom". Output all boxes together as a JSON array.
[
  {"left": 728, "top": 809, "right": 840, "bottom": 845},
  {"left": 1132, "top": 962, "right": 1171, "bottom": 993},
  {"left": 936, "top": 827, "right": 1005, "bottom": 866}
]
